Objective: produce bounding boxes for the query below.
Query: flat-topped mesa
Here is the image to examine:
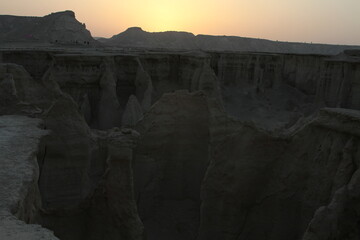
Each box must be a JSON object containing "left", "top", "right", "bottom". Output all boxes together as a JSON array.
[
  {"left": 0, "top": 10, "right": 96, "bottom": 45},
  {"left": 45, "top": 10, "right": 76, "bottom": 18}
]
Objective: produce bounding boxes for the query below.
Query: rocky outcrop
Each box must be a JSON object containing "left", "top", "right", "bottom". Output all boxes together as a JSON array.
[
  {"left": 0, "top": 115, "right": 57, "bottom": 240},
  {"left": 0, "top": 11, "right": 95, "bottom": 45}
]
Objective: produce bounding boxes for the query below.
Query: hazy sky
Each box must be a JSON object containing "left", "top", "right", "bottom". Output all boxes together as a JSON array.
[{"left": 1, "top": 0, "right": 360, "bottom": 45}]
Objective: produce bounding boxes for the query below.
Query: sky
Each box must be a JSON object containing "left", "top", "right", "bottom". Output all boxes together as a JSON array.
[{"left": 1, "top": 0, "right": 360, "bottom": 45}]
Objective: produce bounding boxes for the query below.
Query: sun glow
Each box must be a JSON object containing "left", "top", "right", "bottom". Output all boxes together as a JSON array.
[
  {"left": 146, "top": 3, "right": 183, "bottom": 31},
  {"left": 136, "top": 0, "right": 197, "bottom": 32}
]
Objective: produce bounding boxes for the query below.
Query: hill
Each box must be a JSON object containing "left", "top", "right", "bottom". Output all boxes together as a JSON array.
[
  {"left": 105, "top": 27, "right": 360, "bottom": 55},
  {"left": 0, "top": 11, "right": 95, "bottom": 45}
]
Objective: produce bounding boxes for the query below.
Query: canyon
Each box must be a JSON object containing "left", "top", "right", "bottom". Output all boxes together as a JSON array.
[{"left": 1, "top": 10, "right": 360, "bottom": 240}]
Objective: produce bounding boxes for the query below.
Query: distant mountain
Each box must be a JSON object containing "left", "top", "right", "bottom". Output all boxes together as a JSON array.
[
  {"left": 104, "top": 27, "right": 360, "bottom": 55},
  {"left": 1, "top": 10, "right": 359, "bottom": 54},
  {"left": 107, "top": 27, "right": 197, "bottom": 49},
  {"left": 0, "top": 11, "right": 96, "bottom": 45}
]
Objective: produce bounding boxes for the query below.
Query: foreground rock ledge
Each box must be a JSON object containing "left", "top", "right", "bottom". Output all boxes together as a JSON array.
[{"left": 0, "top": 115, "right": 58, "bottom": 240}]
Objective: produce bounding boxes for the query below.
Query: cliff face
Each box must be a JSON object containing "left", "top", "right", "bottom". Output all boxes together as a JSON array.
[
  {"left": 0, "top": 11, "right": 95, "bottom": 45},
  {"left": 2, "top": 50, "right": 360, "bottom": 131},
  {"left": 316, "top": 56, "right": 360, "bottom": 109},
  {"left": 62, "top": 51, "right": 360, "bottom": 130}
]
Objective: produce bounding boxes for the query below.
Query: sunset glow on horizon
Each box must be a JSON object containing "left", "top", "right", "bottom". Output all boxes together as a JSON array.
[{"left": 1, "top": 0, "right": 360, "bottom": 45}]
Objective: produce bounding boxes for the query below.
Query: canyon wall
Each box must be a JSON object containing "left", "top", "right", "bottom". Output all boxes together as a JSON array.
[
  {"left": 1, "top": 49, "right": 360, "bottom": 240},
  {"left": 2, "top": 49, "right": 359, "bottom": 130}
]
